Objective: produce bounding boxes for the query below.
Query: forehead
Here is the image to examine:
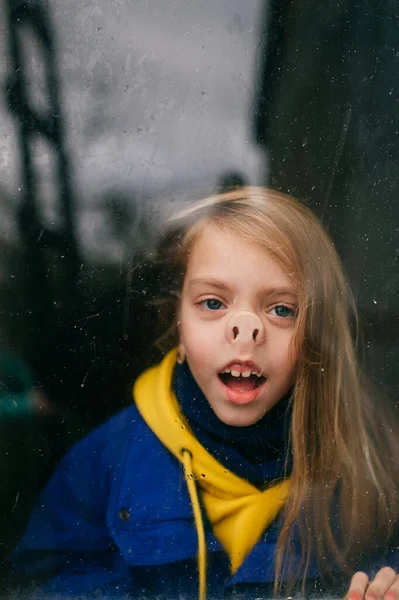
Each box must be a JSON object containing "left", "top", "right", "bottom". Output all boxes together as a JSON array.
[{"left": 184, "top": 224, "right": 295, "bottom": 290}]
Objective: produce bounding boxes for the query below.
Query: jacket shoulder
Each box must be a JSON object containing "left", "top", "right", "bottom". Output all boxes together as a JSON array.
[{"left": 66, "top": 404, "right": 143, "bottom": 472}]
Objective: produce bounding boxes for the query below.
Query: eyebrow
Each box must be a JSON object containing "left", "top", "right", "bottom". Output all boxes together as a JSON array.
[
  {"left": 188, "top": 278, "right": 231, "bottom": 291},
  {"left": 188, "top": 278, "right": 297, "bottom": 298}
]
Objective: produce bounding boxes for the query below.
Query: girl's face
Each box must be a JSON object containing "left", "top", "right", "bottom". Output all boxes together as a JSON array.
[{"left": 178, "top": 223, "right": 298, "bottom": 427}]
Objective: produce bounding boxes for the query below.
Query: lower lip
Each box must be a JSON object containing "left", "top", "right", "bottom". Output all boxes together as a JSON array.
[{"left": 218, "top": 377, "right": 267, "bottom": 406}]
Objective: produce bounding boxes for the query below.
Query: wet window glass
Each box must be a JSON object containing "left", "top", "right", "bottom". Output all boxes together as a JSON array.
[{"left": 1, "top": 1, "right": 398, "bottom": 598}]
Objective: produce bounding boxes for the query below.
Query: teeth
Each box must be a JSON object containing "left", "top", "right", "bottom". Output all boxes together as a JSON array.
[{"left": 221, "top": 368, "right": 264, "bottom": 378}]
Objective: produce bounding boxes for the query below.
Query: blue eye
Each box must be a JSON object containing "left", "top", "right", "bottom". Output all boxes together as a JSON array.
[
  {"left": 272, "top": 305, "right": 295, "bottom": 318},
  {"left": 202, "top": 299, "right": 223, "bottom": 311}
]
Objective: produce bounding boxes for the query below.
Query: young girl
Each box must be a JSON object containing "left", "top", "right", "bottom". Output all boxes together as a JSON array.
[{"left": 12, "top": 187, "right": 399, "bottom": 599}]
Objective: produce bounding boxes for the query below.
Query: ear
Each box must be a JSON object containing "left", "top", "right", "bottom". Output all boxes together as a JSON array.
[{"left": 177, "top": 342, "right": 186, "bottom": 365}]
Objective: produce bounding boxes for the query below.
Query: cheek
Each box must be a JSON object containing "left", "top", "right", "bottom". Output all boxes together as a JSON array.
[
  {"left": 181, "top": 322, "right": 217, "bottom": 355},
  {"left": 273, "top": 360, "right": 295, "bottom": 381},
  {"left": 179, "top": 324, "right": 219, "bottom": 372},
  {"left": 271, "top": 334, "right": 297, "bottom": 375},
  {"left": 179, "top": 305, "right": 219, "bottom": 345},
  {"left": 270, "top": 350, "right": 296, "bottom": 390}
]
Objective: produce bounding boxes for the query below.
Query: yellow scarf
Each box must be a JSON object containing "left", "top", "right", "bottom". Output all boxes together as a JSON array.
[{"left": 134, "top": 349, "right": 290, "bottom": 575}]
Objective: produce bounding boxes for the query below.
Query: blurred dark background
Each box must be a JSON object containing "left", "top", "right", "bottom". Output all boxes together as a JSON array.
[{"left": 0, "top": 0, "right": 398, "bottom": 587}]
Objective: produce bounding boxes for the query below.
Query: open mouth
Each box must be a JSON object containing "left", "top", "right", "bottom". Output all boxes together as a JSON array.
[{"left": 218, "top": 371, "right": 266, "bottom": 393}]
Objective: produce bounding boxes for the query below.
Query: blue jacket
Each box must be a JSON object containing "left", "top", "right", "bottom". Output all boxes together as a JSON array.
[{"left": 12, "top": 404, "right": 399, "bottom": 599}]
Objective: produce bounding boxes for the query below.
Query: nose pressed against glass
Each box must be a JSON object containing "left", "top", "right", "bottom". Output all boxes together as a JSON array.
[{"left": 225, "top": 311, "right": 265, "bottom": 345}]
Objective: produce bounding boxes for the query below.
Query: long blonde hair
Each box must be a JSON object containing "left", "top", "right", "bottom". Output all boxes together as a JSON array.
[{"left": 152, "top": 186, "right": 399, "bottom": 592}]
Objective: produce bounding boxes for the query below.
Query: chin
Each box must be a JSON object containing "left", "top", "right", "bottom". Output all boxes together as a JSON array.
[{"left": 212, "top": 405, "right": 264, "bottom": 428}]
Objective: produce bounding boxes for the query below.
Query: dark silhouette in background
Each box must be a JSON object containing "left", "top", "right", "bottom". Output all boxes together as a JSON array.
[
  {"left": 5, "top": 0, "right": 80, "bottom": 332},
  {"left": 2, "top": 0, "right": 80, "bottom": 576},
  {"left": 3, "top": 0, "right": 157, "bottom": 422},
  {"left": 1, "top": 0, "right": 155, "bottom": 579},
  {"left": 215, "top": 171, "right": 247, "bottom": 193},
  {"left": 253, "top": 0, "right": 399, "bottom": 397}
]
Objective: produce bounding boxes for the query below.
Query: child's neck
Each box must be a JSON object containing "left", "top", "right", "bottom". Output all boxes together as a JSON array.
[{"left": 173, "top": 361, "right": 292, "bottom": 488}]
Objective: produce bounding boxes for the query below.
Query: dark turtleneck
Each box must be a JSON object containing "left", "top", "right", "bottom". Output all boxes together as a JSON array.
[{"left": 173, "top": 360, "right": 292, "bottom": 489}]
